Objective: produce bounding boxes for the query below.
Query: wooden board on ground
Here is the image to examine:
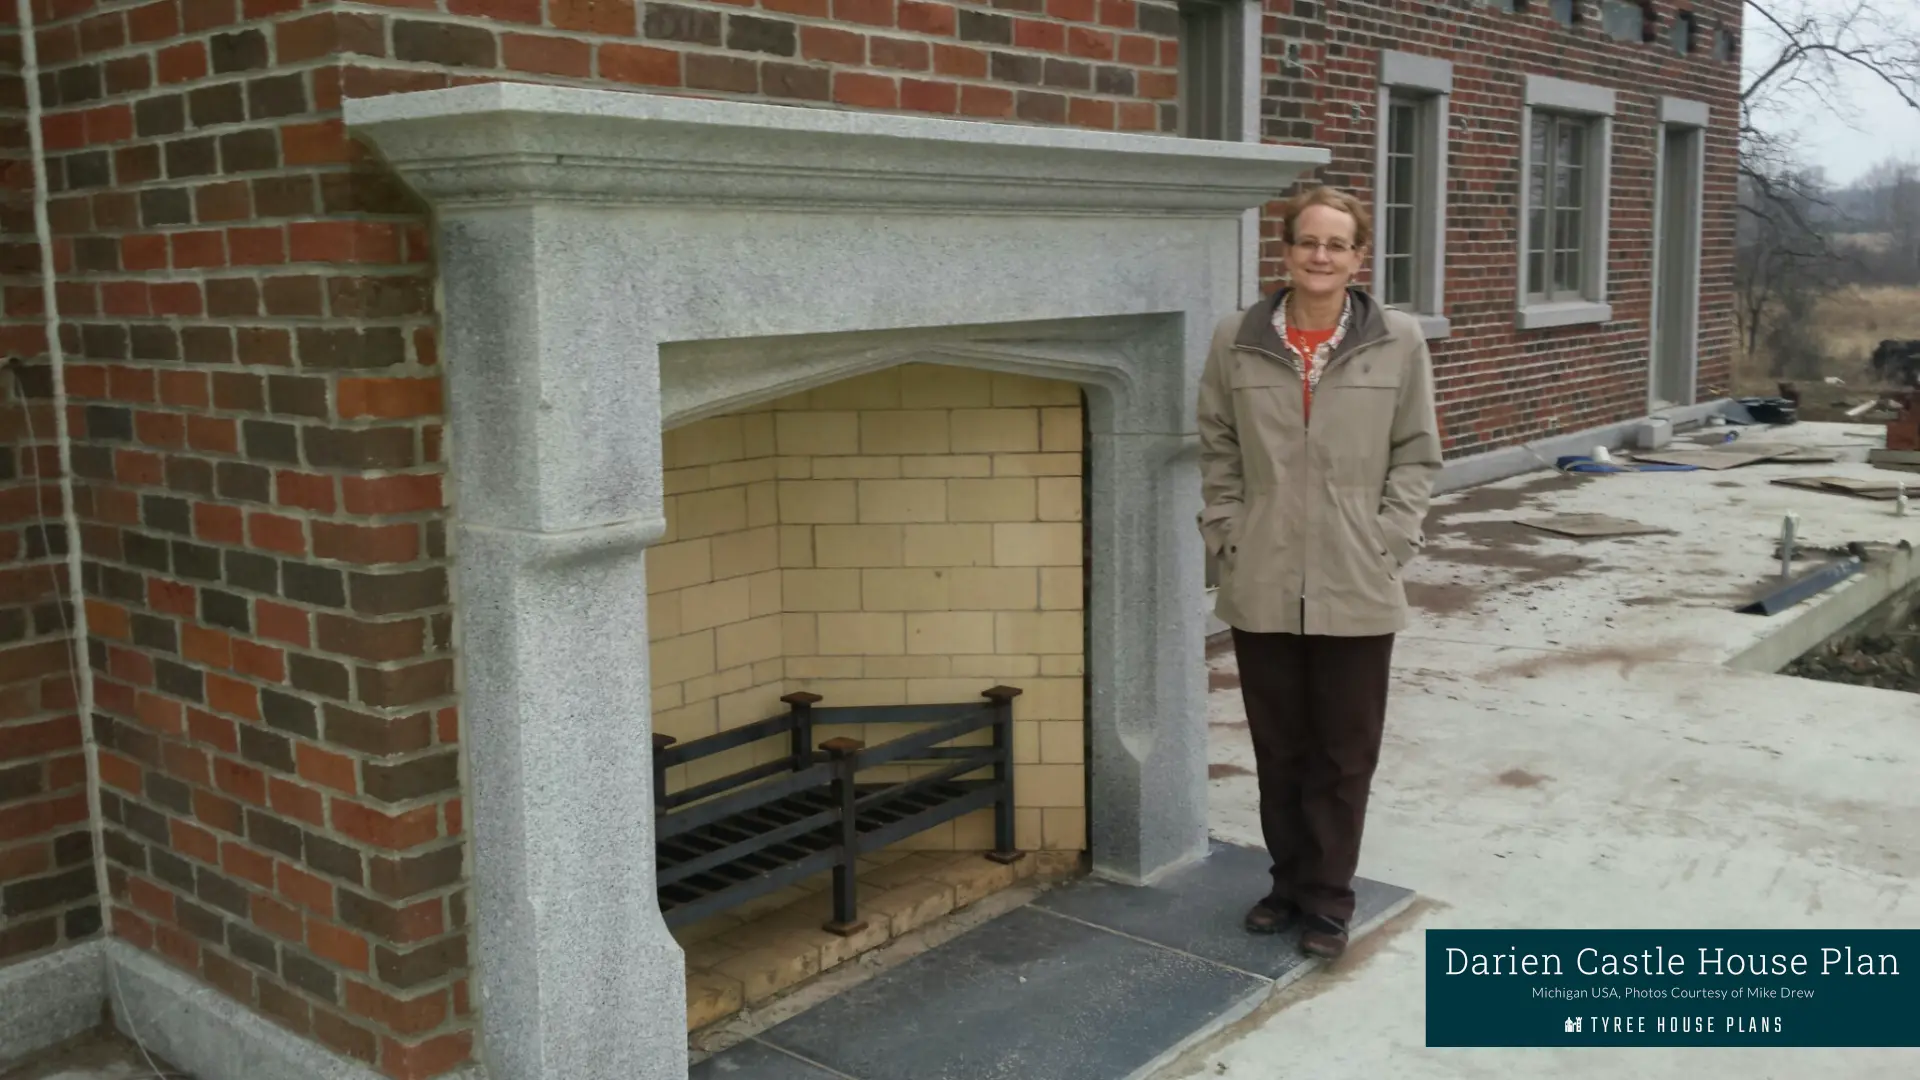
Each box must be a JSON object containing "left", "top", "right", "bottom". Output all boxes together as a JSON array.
[
  {"left": 1770, "top": 476, "right": 1905, "bottom": 500},
  {"left": 1623, "top": 447, "right": 1791, "bottom": 469},
  {"left": 1514, "top": 514, "right": 1674, "bottom": 538},
  {"left": 1721, "top": 443, "right": 1841, "bottom": 463}
]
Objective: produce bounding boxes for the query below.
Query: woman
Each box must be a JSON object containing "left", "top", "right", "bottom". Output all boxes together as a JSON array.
[{"left": 1196, "top": 186, "right": 1443, "bottom": 959}]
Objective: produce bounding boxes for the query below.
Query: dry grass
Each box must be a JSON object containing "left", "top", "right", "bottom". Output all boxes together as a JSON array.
[
  {"left": 1814, "top": 284, "right": 1920, "bottom": 373},
  {"left": 1735, "top": 283, "right": 1920, "bottom": 393}
]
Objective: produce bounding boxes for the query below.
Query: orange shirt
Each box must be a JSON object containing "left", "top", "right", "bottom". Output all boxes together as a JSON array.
[{"left": 1285, "top": 324, "right": 1337, "bottom": 422}]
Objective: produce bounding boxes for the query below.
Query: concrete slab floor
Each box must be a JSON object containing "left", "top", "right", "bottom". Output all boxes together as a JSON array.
[{"left": 1171, "top": 421, "right": 1920, "bottom": 1080}]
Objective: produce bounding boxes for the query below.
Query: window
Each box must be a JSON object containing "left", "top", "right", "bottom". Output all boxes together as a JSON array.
[
  {"left": 1517, "top": 75, "right": 1615, "bottom": 328},
  {"left": 1526, "top": 112, "right": 1591, "bottom": 302},
  {"left": 1550, "top": 0, "right": 1580, "bottom": 25},
  {"left": 1178, "top": 0, "right": 1248, "bottom": 141},
  {"left": 1602, "top": 0, "right": 1658, "bottom": 43},
  {"left": 1669, "top": 10, "right": 1696, "bottom": 54},
  {"left": 1375, "top": 50, "right": 1452, "bottom": 339}
]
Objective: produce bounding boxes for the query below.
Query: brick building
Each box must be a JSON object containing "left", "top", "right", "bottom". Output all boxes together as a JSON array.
[{"left": 0, "top": 0, "right": 1740, "bottom": 1079}]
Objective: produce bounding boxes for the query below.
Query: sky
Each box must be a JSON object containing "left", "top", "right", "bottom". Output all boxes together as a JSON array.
[{"left": 1740, "top": 0, "right": 1920, "bottom": 189}]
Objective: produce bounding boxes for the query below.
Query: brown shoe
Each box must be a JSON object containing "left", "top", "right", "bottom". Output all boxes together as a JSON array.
[
  {"left": 1244, "top": 897, "right": 1299, "bottom": 935},
  {"left": 1299, "top": 914, "right": 1348, "bottom": 958}
]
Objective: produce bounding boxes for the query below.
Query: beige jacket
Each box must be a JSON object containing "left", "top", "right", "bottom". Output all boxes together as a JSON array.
[{"left": 1197, "top": 287, "right": 1443, "bottom": 637}]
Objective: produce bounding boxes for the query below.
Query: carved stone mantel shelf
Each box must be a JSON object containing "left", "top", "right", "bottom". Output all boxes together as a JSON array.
[{"left": 346, "top": 82, "right": 1325, "bottom": 214}]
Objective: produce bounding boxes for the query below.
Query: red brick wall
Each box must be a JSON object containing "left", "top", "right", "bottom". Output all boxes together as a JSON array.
[
  {"left": 13, "top": 0, "right": 469, "bottom": 1071},
  {"left": 1257, "top": 0, "right": 1743, "bottom": 456},
  {"left": 6, "top": 0, "right": 1186, "bottom": 1075},
  {"left": 1, "top": 10, "right": 100, "bottom": 970},
  {"left": 333, "top": 0, "right": 1186, "bottom": 130}
]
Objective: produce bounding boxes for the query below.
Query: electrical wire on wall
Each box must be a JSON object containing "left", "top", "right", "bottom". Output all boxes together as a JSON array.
[{"left": 9, "top": 0, "right": 182, "bottom": 1074}]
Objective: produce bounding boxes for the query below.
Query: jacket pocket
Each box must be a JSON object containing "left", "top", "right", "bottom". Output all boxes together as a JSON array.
[{"left": 1359, "top": 507, "right": 1395, "bottom": 577}]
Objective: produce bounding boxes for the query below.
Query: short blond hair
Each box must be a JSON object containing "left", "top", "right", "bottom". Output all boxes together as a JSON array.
[{"left": 1280, "top": 186, "right": 1373, "bottom": 250}]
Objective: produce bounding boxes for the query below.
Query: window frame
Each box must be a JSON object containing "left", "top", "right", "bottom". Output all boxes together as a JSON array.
[
  {"left": 1374, "top": 49, "right": 1453, "bottom": 341},
  {"left": 1181, "top": 0, "right": 1259, "bottom": 598},
  {"left": 1648, "top": 94, "right": 1711, "bottom": 409},
  {"left": 1516, "top": 74, "right": 1616, "bottom": 330}
]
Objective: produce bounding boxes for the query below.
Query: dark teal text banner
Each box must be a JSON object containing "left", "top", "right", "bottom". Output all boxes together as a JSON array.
[{"left": 1426, "top": 930, "right": 1919, "bottom": 1047}]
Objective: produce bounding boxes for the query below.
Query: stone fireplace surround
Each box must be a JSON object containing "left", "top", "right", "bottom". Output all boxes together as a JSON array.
[{"left": 0, "top": 84, "right": 1322, "bottom": 1080}]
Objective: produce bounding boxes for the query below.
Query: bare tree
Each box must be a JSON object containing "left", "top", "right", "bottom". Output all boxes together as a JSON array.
[
  {"left": 1735, "top": 168, "right": 1842, "bottom": 376},
  {"left": 1742, "top": 1, "right": 1920, "bottom": 206},
  {"left": 1735, "top": 1, "right": 1920, "bottom": 377}
]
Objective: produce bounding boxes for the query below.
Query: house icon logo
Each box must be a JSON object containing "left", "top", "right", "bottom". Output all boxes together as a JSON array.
[{"left": 1564, "top": 1017, "right": 1582, "bottom": 1033}]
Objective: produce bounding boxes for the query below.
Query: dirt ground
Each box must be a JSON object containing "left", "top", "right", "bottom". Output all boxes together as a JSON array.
[
  {"left": 1734, "top": 283, "right": 1920, "bottom": 421},
  {"left": 1781, "top": 593, "right": 1920, "bottom": 694}
]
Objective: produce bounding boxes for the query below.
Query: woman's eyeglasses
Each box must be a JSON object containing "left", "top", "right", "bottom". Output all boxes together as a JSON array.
[{"left": 1289, "top": 238, "right": 1356, "bottom": 255}]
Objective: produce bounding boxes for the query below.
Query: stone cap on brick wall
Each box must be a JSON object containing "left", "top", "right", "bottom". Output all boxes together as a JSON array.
[{"left": 344, "top": 82, "right": 1328, "bottom": 215}]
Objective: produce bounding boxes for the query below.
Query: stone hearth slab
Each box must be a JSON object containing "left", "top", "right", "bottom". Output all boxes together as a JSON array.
[
  {"left": 689, "top": 840, "right": 1414, "bottom": 1080},
  {"left": 1031, "top": 839, "right": 1414, "bottom": 979},
  {"left": 744, "top": 905, "right": 1268, "bottom": 1080}
]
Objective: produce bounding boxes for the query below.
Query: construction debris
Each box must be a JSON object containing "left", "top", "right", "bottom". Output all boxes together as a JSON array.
[
  {"left": 1770, "top": 475, "right": 1910, "bottom": 501},
  {"left": 1736, "top": 557, "right": 1863, "bottom": 616},
  {"left": 1868, "top": 339, "right": 1920, "bottom": 388},
  {"left": 1887, "top": 391, "right": 1920, "bottom": 452},
  {"left": 1514, "top": 514, "right": 1673, "bottom": 538},
  {"left": 1623, "top": 446, "right": 1791, "bottom": 469}
]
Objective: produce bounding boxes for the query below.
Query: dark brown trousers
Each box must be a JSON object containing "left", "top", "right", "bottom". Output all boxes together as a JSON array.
[{"left": 1230, "top": 627, "right": 1395, "bottom": 923}]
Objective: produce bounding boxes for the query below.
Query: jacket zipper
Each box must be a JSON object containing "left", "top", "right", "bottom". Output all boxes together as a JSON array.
[{"left": 1232, "top": 334, "right": 1393, "bottom": 635}]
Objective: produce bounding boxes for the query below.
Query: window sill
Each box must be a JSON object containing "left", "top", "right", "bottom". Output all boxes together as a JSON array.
[
  {"left": 1415, "top": 314, "right": 1451, "bottom": 340},
  {"left": 1517, "top": 300, "right": 1612, "bottom": 330}
]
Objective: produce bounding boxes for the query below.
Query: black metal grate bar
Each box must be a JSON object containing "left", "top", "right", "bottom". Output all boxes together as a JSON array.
[
  {"left": 659, "top": 762, "right": 837, "bottom": 840},
  {"left": 666, "top": 757, "right": 808, "bottom": 810},
  {"left": 658, "top": 804, "right": 841, "bottom": 887},
  {"left": 855, "top": 782, "right": 1000, "bottom": 854},
  {"left": 660, "top": 847, "right": 843, "bottom": 928},
  {"left": 853, "top": 752, "right": 995, "bottom": 812},
  {"left": 853, "top": 711, "right": 995, "bottom": 770},
  {"left": 808, "top": 703, "right": 992, "bottom": 727},
  {"left": 656, "top": 712, "right": 799, "bottom": 768},
  {"left": 653, "top": 689, "right": 1023, "bottom": 930}
]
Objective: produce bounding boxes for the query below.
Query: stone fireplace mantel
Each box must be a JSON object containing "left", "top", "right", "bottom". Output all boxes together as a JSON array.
[
  {"left": 349, "top": 82, "right": 1313, "bottom": 215},
  {"left": 346, "top": 84, "right": 1325, "bottom": 1080}
]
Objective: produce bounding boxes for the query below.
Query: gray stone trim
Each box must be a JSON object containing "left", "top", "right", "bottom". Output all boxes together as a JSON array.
[
  {"left": 1415, "top": 313, "right": 1452, "bottom": 340},
  {"left": 1431, "top": 397, "right": 1732, "bottom": 495},
  {"left": 1647, "top": 119, "right": 1708, "bottom": 409},
  {"left": 1515, "top": 87, "right": 1613, "bottom": 318},
  {"left": 1379, "top": 49, "right": 1453, "bottom": 93},
  {"left": 0, "top": 940, "right": 105, "bottom": 1071},
  {"left": 1236, "top": 2, "right": 1262, "bottom": 143},
  {"left": 1517, "top": 300, "right": 1614, "bottom": 329},
  {"left": 98, "top": 942, "right": 441, "bottom": 1080},
  {"left": 1237, "top": 0, "right": 1263, "bottom": 306},
  {"left": 345, "top": 83, "right": 1327, "bottom": 215},
  {"left": 1660, "top": 95, "right": 1711, "bottom": 128},
  {"left": 1374, "top": 75, "right": 1451, "bottom": 327},
  {"left": 1524, "top": 73, "right": 1617, "bottom": 116}
]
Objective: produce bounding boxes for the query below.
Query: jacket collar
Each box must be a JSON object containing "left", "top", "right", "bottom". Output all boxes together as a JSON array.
[{"left": 1233, "top": 285, "right": 1390, "bottom": 366}]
